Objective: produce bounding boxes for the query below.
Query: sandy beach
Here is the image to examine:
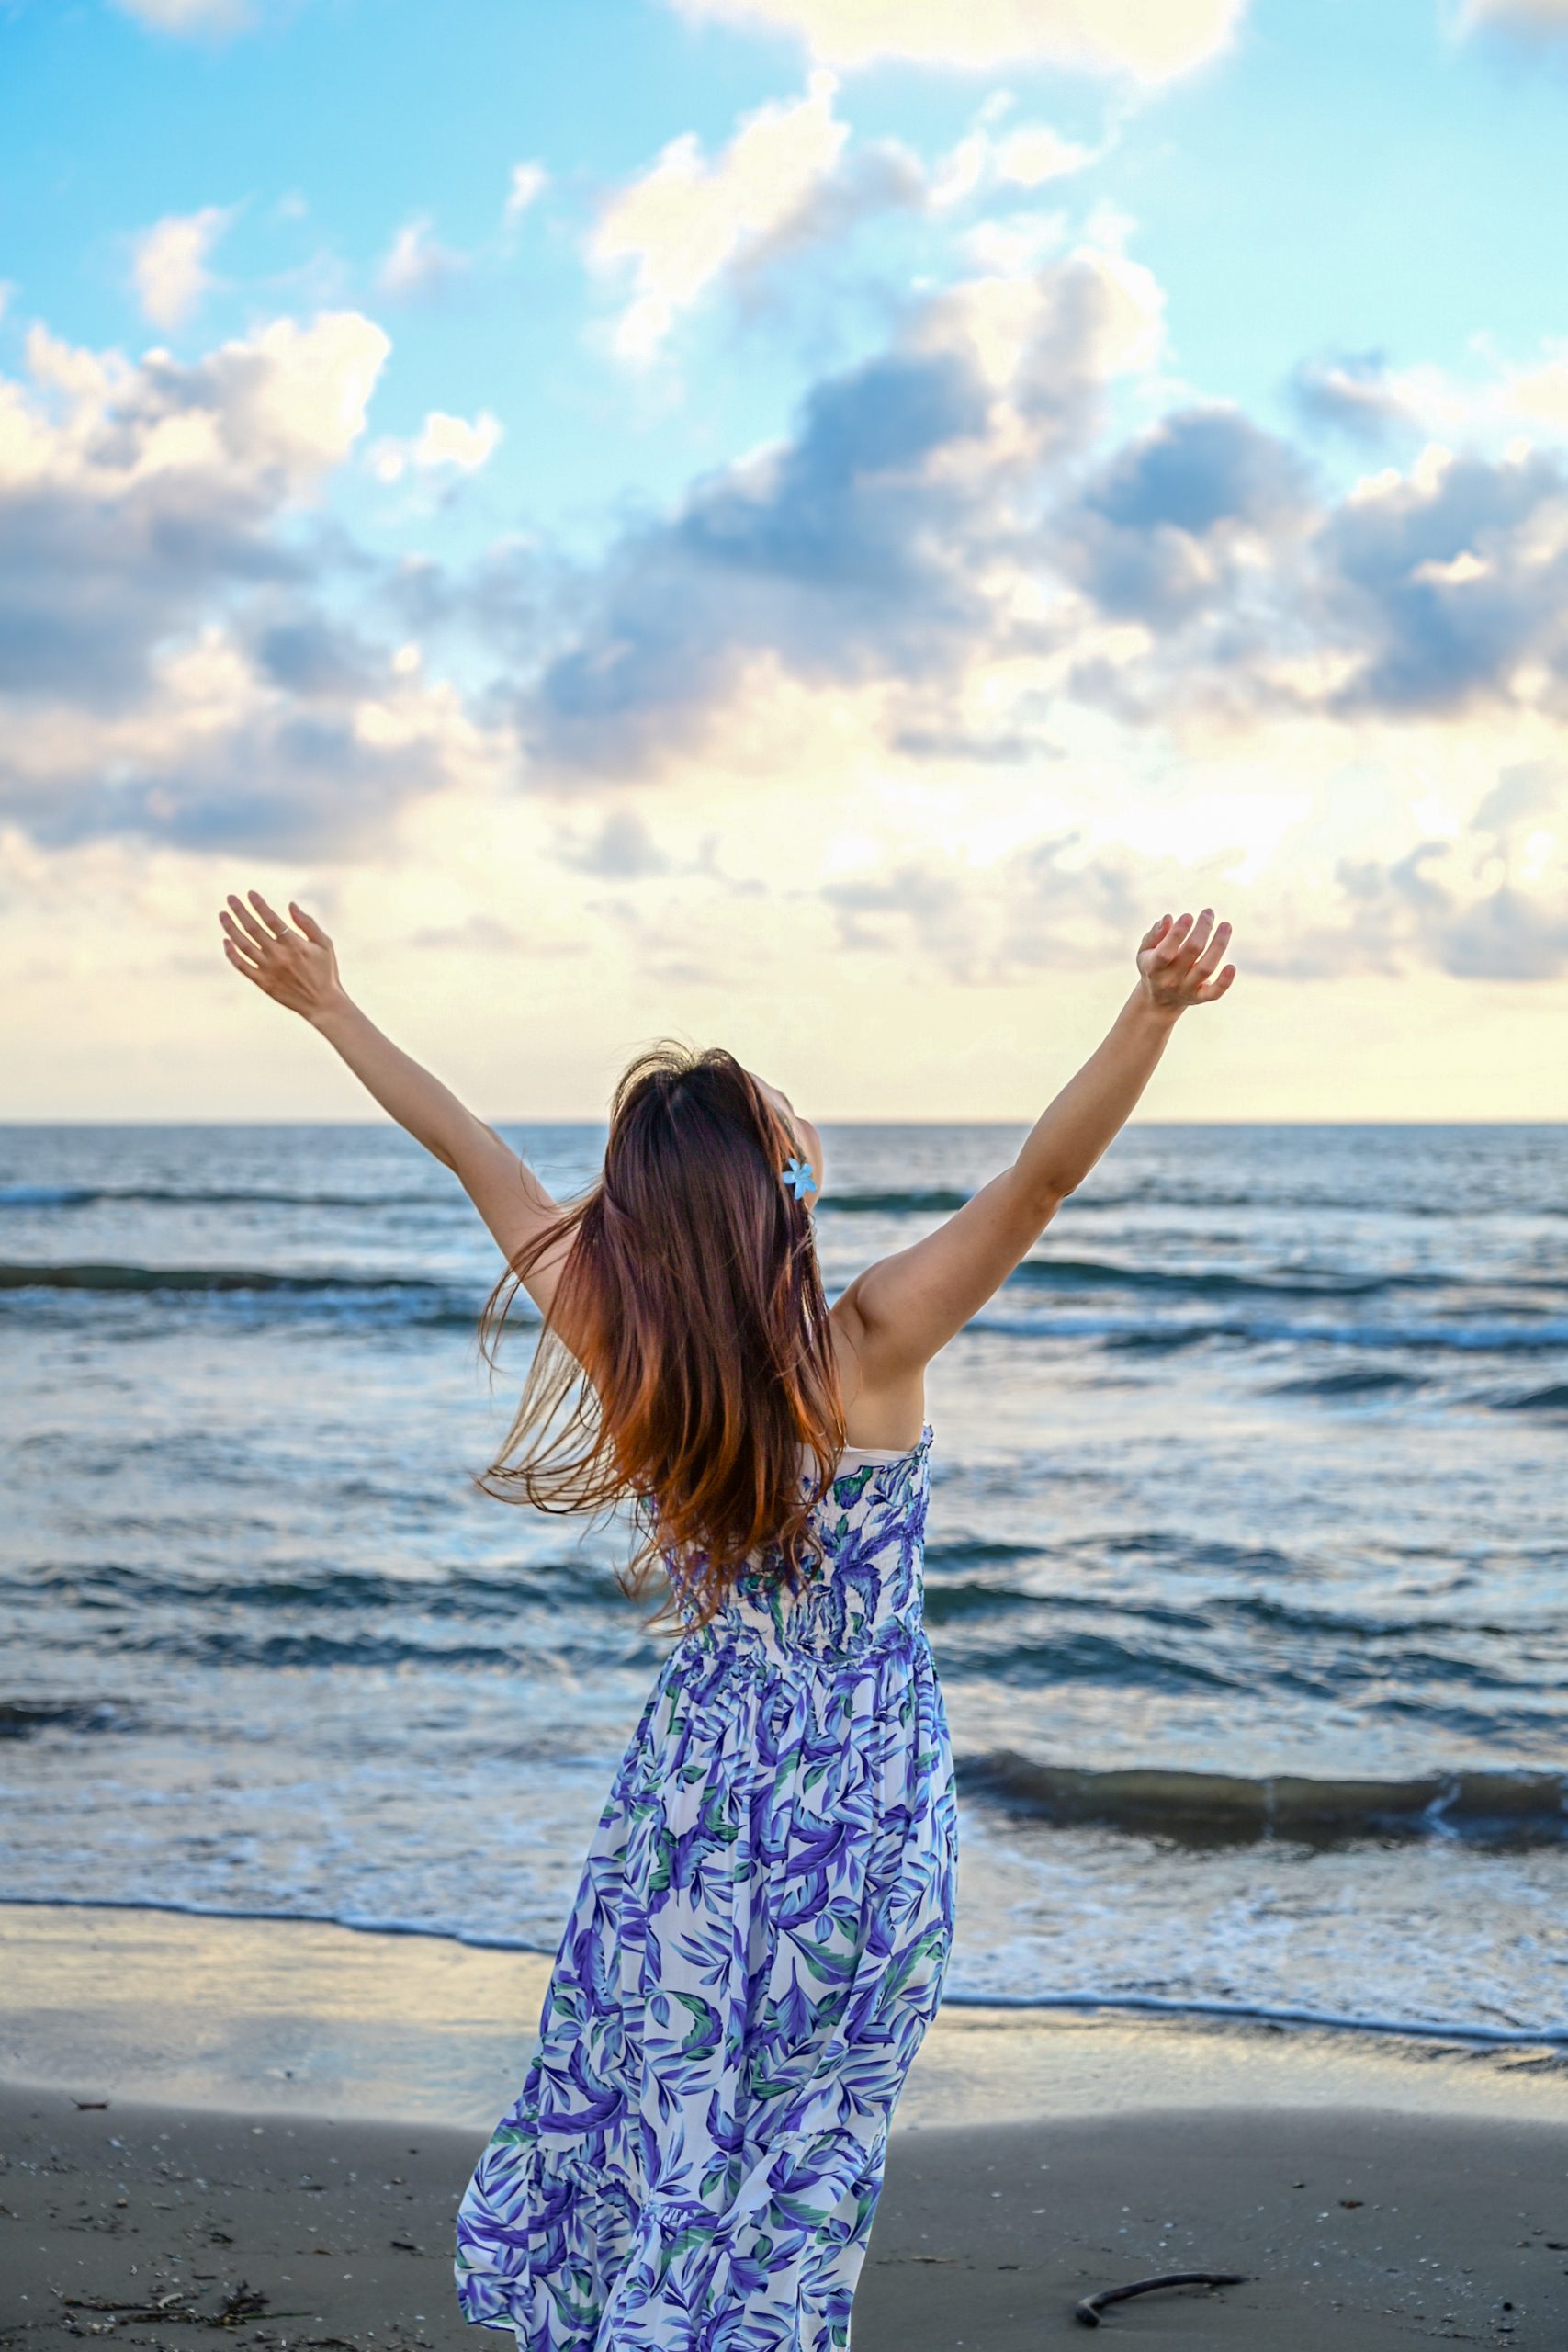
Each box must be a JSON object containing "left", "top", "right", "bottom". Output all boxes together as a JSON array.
[{"left": 4, "top": 1905, "right": 1566, "bottom": 2346}]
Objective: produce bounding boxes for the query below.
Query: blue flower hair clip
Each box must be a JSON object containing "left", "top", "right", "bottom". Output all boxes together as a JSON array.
[{"left": 782, "top": 1155, "right": 817, "bottom": 1203}]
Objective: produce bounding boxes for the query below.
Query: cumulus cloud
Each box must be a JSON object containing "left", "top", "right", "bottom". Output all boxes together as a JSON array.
[
  {"left": 816, "top": 776, "right": 1568, "bottom": 988},
  {"left": 489, "top": 200, "right": 1568, "bottom": 790},
  {"left": 1289, "top": 350, "right": 1416, "bottom": 447},
  {"left": 0, "top": 310, "right": 389, "bottom": 706},
  {"left": 929, "top": 116, "right": 1097, "bottom": 208},
  {"left": 1038, "top": 436, "right": 1568, "bottom": 734},
  {"left": 1317, "top": 446, "right": 1568, "bottom": 718},
  {"left": 1292, "top": 342, "right": 1568, "bottom": 450},
  {"left": 589, "top": 72, "right": 857, "bottom": 359},
  {"left": 662, "top": 0, "right": 1247, "bottom": 80},
  {"left": 0, "top": 309, "right": 488, "bottom": 854},
  {"left": 522, "top": 243, "right": 1163, "bottom": 768},
  {"left": 1255, "top": 805, "right": 1568, "bottom": 983},
  {"left": 0, "top": 628, "right": 461, "bottom": 857},
  {"left": 369, "top": 409, "right": 503, "bottom": 484},
  {"left": 1507, "top": 348, "right": 1568, "bottom": 432},
  {"left": 130, "top": 205, "right": 232, "bottom": 329},
  {"left": 377, "top": 216, "right": 467, "bottom": 302},
  {"left": 1054, "top": 403, "right": 1311, "bottom": 627},
  {"left": 589, "top": 82, "right": 1102, "bottom": 357}
]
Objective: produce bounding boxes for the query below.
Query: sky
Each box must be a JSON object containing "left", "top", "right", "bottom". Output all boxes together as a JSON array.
[{"left": 3, "top": 0, "right": 1568, "bottom": 1122}]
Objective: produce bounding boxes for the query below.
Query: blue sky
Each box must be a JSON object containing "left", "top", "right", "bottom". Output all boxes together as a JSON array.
[{"left": 4, "top": 0, "right": 1568, "bottom": 1117}]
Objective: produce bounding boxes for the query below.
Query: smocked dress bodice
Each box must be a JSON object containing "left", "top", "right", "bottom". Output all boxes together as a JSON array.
[{"left": 672, "top": 1422, "right": 934, "bottom": 1668}]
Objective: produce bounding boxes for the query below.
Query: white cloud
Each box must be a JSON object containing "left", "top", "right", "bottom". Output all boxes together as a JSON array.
[
  {"left": 0, "top": 308, "right": 446, "bottom": 856},
  {"left": 525, "top": 237, "right": 1168, "bottom": 773},
  {"left": 1, "top": 310, "right": 389, "bottom": 502},
  {"left": 377, "top": 216, "right": 467, "bottom": 301},
  {"left": 589, "top": 69, "right": 852, "bottom": 359},
  {"left": 1508, "top": 348, "right": 1568, "bottom": 431},
  {"left": 930, "top": 118, "right": 1096, "bottom": 207},
  {"left": 997, "top": 125, "right": 1097, "bottom": 187},
  {"left": 1292, "top": 339, "right": 1568, "bottom": 449},
  {"left": 219, "top": 311, "right": 391, "bottom": 479},
  {"left": 662, "top": 0, "right": 1247, "bottom": 80},
  {"left": 586, "top": 75, "right": 1097, "bottom": 360},
  {"left": 369, "top": 409, "right": 503, "bottom": 484},
  {"left": 504, "top": 162, "right": 549, "bottom": 223},
  {"left": 130, "top": 206, "right": 232, "bottom": 329}
]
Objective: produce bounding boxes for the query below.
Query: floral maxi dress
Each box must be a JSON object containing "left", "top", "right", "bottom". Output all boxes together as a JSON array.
[{"left": 454, "top": 1424, "right": 958, "bottom": 2350}]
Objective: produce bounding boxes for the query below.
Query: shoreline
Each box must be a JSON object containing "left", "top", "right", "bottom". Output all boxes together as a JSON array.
[
  {"left": 3, "top": 1900, "right": 1568, "bottom": 2144},
  {"left": 5, "top": 1905, "right": 1568, "bottom": 2344},
  {"left": 5, "top": 1893, "right": 1563, "bottom": 2062},
  {"left": 4, "top": 1902, "right": 1565, "bottom": 2139}
]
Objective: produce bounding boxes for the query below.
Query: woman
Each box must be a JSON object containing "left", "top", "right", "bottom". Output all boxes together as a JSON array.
[{"left": 219, "top": 888, "right": 1235, "bottom": 2349}]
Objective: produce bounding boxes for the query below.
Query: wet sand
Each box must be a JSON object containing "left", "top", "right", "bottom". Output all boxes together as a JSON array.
[
  {"left": 3, "top": 1905, "right": 1566, "bottom": 2346},
  {"left": 5, "top": 2086, "right": 1568, "bottom": 2346}
]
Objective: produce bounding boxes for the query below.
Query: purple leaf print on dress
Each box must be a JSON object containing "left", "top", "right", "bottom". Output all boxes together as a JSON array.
[{"left": 454, "top": 1424, "right": 957, "bottom": 2349}]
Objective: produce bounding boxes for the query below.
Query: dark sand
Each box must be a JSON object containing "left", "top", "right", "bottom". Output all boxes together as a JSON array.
[
  {"left": 4, "top": 1908, "right": 1566, "bottom": 2346},
  {"left": 5, "top": 2084, "right": 1567, "bottom": 2348}
]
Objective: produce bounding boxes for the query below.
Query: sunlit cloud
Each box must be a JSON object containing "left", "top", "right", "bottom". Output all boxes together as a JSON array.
[
  {"left": 589, "top": 71, "right": 855, "bottom": 359},
  {"left": 590, "top": 79, "right": 1110, "bottom": 362},
  {"left": 0, "top": 309, "right": 490, "bottom": 854},
  {"left": 929, "top": 112, "right": 1098, "bottom": 208},
  {"left": 525, "top": 242, "right": 1165, "bottom": 765},
  {"left": 10, "top": 0, "right": 1568, "bottom": 1128},
  {"left": 129, "top": 205, "right": 232, "bottom": 328},
  {"left": 1292, "top": 341, "right": 1568, "bottom": 448},
  {"left": 369, "top": 409, "right": 503, "bottom": 484},
  {"left": 376, "top": 215, "right": 468, "bottom": 301},
  {"left": 662, "top": 0, "right": 1248, "bottom": 80}
]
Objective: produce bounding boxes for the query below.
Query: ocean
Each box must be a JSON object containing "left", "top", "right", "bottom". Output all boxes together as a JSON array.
[{"left": 2, "top": 1120, "right": 1564, "bottom": 2048}]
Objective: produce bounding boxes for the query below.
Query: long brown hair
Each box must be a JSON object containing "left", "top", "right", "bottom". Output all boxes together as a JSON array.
[{"left": 474, "top": 1043, "right": 846, "bottom": 1628}]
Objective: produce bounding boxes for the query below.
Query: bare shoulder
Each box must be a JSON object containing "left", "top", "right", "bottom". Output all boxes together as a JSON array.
[{"left": 829, "top": 1285, "right": 926, "bottom": 1453}]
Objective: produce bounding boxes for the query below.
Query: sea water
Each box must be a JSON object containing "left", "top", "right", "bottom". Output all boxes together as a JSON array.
[{"left": 1, "top": 1120, "right": 1564, "bottom": 2045}]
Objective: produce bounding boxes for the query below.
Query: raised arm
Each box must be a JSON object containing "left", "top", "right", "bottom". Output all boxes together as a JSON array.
[
  {"left": 218, "top": 889, "right": 569, "bottom": 1314},
  {"left": 834, "top": 909, "right": 1235, "bottom": 1404}
]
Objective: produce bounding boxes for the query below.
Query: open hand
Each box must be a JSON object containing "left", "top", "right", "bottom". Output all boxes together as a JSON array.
[
  {"left": 219, "top": 890, "right": 344, "bottom": 1023},
  {"left": 1136, "top": 909, "right": 1235, "bottom": 1012}
]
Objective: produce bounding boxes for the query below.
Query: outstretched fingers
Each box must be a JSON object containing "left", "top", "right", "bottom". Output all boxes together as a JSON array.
[
  {"left": 1193, "top": 963, "right": 1237, "bottom": 1003},
  {"left": 221, "top": 936, "right": 265, "bottom": 986},
  {"left": 1190, "top": 916, "right": 1233, "bottom": 982},
  {"left": 246, "top": 889, "right": 292, "bottom": 938},
  {"left": 218, "top": 908, "right": 263, "bottom": 963},
  {"left": 1149, "top": 911, "right": 1194, "bottom": 967},
  {"left": 1175, "top": 908, "right": 1216, "bottom": 970},
  {"left": 224, "top": 893, "right": 276, "bottom": 953}
]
